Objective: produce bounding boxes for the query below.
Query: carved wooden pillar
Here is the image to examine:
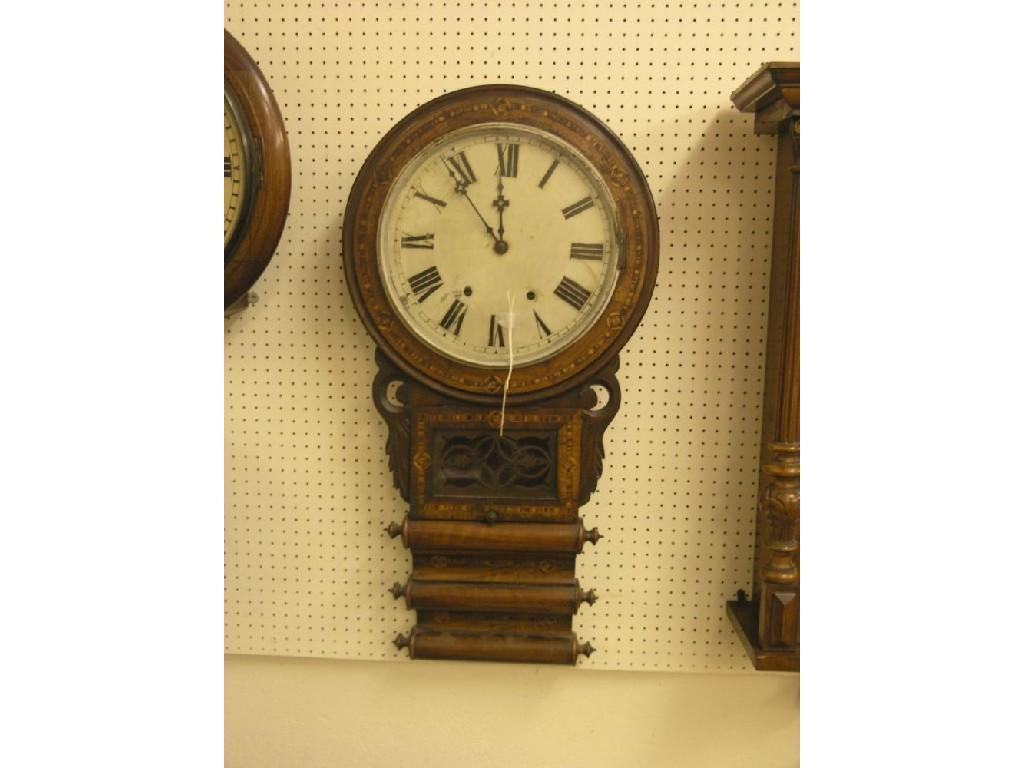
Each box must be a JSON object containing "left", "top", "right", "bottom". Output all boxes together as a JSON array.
[{"left": 726, "top": 62, "right": 800, "bottom": 672}]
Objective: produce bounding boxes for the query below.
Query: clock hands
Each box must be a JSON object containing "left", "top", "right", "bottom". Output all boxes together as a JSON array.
[
  {"left": 461, "top": 185, "right": 502, "bottom": 247},
  {"left": 493, "top": 177, "right": 510, "bottom": 255},
  {"left": 443, "top": 153, "right": 508, "bottom": 255}
]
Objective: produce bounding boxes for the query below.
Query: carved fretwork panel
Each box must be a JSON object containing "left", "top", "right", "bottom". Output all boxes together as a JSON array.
[
  {"left": 372, "top": 350, "right": 413, "bottom": 501},
  {"left": 378, "top": 354, "right": 618, "bottom": 664},
  {"left": 433, "top": 432, "right": 557, "bottom": 499},
  {"left": 414, "top": 410, "right": 580, "bottom": 522},
  {"left": 375, "top": 352, "right": 619, "bottom": 514}
]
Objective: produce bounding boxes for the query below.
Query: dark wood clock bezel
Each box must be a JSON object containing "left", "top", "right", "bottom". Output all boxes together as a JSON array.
[
  {"left": 224, "top": 29, "right": 292, "bottom": 309},
  {"left": 343, "top": 84, "right": 659, "bottom": 404}
]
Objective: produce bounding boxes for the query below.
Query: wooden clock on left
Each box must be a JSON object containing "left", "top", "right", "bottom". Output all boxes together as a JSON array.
[{"left": 224, "top": 30, "right": 291, "bottom": 311}]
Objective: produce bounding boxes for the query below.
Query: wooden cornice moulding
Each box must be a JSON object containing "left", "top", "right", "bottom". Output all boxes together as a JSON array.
[{"left": 730, "top": 61, "right": 800, "bottom": 136}]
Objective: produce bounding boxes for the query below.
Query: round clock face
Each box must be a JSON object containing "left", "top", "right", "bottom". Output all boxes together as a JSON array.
[
  {"left": 378, "top": 123, "right": 620, "bottom": 369},
  {"left": 224, "top": 30, "right": 291, "bottom": 309},
  {"left": 223, "top": 92, "right": 251, "bottom": 258}
]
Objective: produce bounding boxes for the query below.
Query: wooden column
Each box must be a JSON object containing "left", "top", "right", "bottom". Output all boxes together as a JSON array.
[{"left": 726, "top": 62, "right": 800, "bottom": 672}]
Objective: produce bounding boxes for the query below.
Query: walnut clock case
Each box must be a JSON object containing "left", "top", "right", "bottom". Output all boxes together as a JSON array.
[
  {"left": 343, "top": 85, "right": 659, "bottom": 665},
  {"left": 224, "top": 30, "right": 291, "bottom": 311}
]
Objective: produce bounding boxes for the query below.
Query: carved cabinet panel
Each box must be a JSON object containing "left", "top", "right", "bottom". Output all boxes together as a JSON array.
[{"left": 378, "top": 352, "right": 615, "bottom": 664}]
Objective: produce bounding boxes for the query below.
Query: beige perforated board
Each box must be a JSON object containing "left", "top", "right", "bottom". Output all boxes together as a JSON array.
[{"left": 224, "top": 1, "right": 799, "bottom": 671}]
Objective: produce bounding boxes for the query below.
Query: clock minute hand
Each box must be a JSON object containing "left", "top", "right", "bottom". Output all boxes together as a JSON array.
[
  {"left": 460, "top": 187, "right": 500, "bottom": 243},
  {"left": 444, "top": 162, "right": 499, "bottom": 243}
]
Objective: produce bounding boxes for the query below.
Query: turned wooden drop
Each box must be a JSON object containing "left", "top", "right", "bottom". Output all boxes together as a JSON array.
[
  {"left": 392, "top": 579, "right": 597, "bottom": 615},
  {"left": 395, "top": 628, "right": 595, "bottom": 665},
  {"left": 388, "top": 517, "right": 602, "bottom": 554}
]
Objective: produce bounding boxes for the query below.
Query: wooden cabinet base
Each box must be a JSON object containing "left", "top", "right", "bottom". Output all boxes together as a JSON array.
[
  {"left": 726, "top": 597, "right": 799, "bottom": 672},
  {"left": 379, "top": 353, "right": 614, "bottom": 664}
]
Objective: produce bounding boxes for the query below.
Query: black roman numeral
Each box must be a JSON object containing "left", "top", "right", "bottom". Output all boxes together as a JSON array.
[
  {"left": 224, "top": 157, "right": 232, "bottom": 178},
  {"left": 570, "top": 243, "right": 604, "bottom": 260},
  {"left": 413, "top": 190, "right": 447, "bottom": 209},
  {"left": 408, "top": 266, "right": 442, "bottom": 303},
  {"left": 538, "top": 159, "right": 559, "bottom": 189},
  {"left": 444, "top": 151, "right": 477, "bottom": 187},
  {"left": 497, "top": 143, "right": 519, "bottom": 178},
  {"left": 440, "top": 299, "right": 467, "bottom": 335},
  {"left": 488, "top": 315, "right": 506, "bottom": 347},
  {"left": 401, "top": 233, "right": 435, "bottom": 249},
  {"left": 554, "top": 276, "right": 592, "bottom": 311},
  {"left": 562, "top": 197, "right": 594, "bottom": 219},
  {"left": 533, "top": 310, "right": 552, "bottom": 338}
]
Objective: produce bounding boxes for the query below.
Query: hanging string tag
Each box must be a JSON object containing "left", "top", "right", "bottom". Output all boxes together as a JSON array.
[{"left": 499, "top": 291, "right": 516, "bottom": 436}]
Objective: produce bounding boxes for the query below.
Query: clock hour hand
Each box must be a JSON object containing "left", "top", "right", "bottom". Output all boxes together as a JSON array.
[{"left": 493, "top": 177, "right": 510, "bottom": 250}]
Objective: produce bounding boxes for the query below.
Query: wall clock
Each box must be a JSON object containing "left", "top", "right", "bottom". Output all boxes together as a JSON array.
[
  {"left": 224, "top": 29, "right": 291, "bottom": 310},
  {"left": 343, "top": 84, "right": 658, "bottom": 664}
]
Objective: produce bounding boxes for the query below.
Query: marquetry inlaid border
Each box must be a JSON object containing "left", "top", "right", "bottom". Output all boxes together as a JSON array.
[{"left": 343, "top": 84, "right": 658, "bottom": 404}]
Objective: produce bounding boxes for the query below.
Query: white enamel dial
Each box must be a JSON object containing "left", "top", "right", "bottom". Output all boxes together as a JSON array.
[{"left": 378, "top": 123, "right": 620, "bottom": 368}]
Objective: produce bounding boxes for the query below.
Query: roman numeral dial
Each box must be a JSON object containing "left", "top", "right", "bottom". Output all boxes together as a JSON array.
[
  {"left": 401, "top": 233, "right": 435, "bottom": 249},
  {"left": 497, "top": 143, "right": 519, "bottom": 177},
  {"left": 570, "top": 243, "right": 604, "bottom": 260},
  {"left": 444, "top": 151, "right": 477, "bottom": 188},
  {"left": 554, "top": 276, "right": 592, "bottom": 311},
  {"left": 488, "top": 315, "right": 506, "bottom": 347},
  {"left": 414, "top": 190, "right": 447, "bottom": 210},
  {"left": 408, "top": 266, "right": 443, "bottom": 303},
  {"left": 440, "top": 299, "right": 467, "bottom": 335},
  {"left": 533, "top": 311, "right": 552, "bottom": 338},
  {"left": 538, "top": 159, "right": 559, "bottom": 189},
  {"left": 223, "top": 98, "right": 249, "bottom": 246},
  {"left": 379, "top": 123, "right": 619, "bottom": 368},
  {"left": 562, "top": 197, "right": 594, "bottom": 219}
]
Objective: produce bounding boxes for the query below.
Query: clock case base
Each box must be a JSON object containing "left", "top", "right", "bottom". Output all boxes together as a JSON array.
[
  {"left": 726, "top": 594, "right": 799, "bottom": 672},
  {"left": 377, "top": 351, "right": 616, "bottom": 665}
]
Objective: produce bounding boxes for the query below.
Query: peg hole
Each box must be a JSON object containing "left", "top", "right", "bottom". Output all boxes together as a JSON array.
[
  {"left": 588, "top": 383, "right": 611, "bottom": 413},
  {"left": 385, "top": 380, "right": 405, "bottom": 408}
]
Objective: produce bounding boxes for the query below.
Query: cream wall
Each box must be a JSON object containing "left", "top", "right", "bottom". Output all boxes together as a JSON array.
[
  {"left": 226, "top": 655, "right": 798, "bottom": 767},
  {"left": 225, "top": 0, "right": 800, "bottom": 672},
  {"left": 225, "top": 0, "right": 799, "bottom": 763}
]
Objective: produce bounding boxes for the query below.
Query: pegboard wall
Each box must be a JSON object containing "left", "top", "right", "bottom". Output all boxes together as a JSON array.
[{"left": 224, "top": 1, "right": 799, "bottom": 671}]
